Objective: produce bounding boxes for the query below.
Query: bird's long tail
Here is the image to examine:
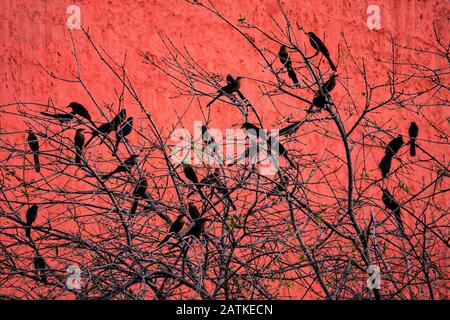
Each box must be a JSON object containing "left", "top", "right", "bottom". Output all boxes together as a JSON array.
[
  {"left": 33, "top": 152, "right": 40, "bottom": 173},
  {"left": 157, "top": 234, "right": 172, "bottom": 248},
  {"left": 410, "top": 139, "right": 416, "bottom": 157},
  {"left": 75, "top": 146, "right": 83, "bottom": 164},
  {"left": 130, "top": 199, "right": 139, "bottom": 216},
  {"left": 84, "top": 132, "right": 98, "bottom": 148},
  {"left": 40, "top": 112, "right": 59, "bottom": 119},
  {"left": 225, "top": 194, "right": 236, "bottom": 211},
  {"left": 324, "top": 53, "right": 337, "bottom": 71},
  {"left": 379, "top": 154, "right": 392, "bottom": 178},
  {"left": 113, "top": 137, "right": 121, "bottom": 154},
  {"left": 287, "top": 65, "right": 300, "bottom": 88},
  {"left": 102, "top": 171, "right": 116, "bottom": 180},
  {"left": 283, "top": 153, "right": 296, "bottom": 168},
  {"left": 394, "top": 209, "right": 406, "bottom": 238},
  {"left": 25, "top": 225, "right": 31, "bottom": 238},
  {"left": 206, "top": 93, "right": 222, "bottom": 107}
]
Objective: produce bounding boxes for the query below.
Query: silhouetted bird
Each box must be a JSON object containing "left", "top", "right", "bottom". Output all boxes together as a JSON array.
[
  {"left": 379, "top": 155, "right": 392, "bottom": 178},
  {"left": 267, "top": 136, "right": 296, "bottom": 168},
  {"left": 188, "top": 202, "right": 201, "bottom": 220},
  {"left": 382, "top": 188, "right": 405, "bottom": 236},
  {"left": 74, "top": 128, "right": 85, "bottom": 164},
  {"left": 27, "top": 130, "right": 40, "bottom": 173},
  {"left": 321, "top": 73, "right": 337, "bottom": 93},
  {"left": 201, "top": 125, "right": 219, "bottom": 154},
  {"left": 40, "top": 111, "right": 74, "bottom": 122},
  {"left": 207, "top": 76, "right": 242, "bottom": 107},
  {"left": 385, "top": 135, "right": 404, "bottom": 156},
  {"left": 114, "top": 117, "right": 133, "bottom": 154},
  {"left": 279, "top": 121, "right": 302, "bottom": 136},
  {"left": 228, "top": 139, "right": 259, "bottom": 167},
  {"left": 111, "top": 109, "right": 127, "bottom": 131},
  {"left": 184, "top": 218, "right": 210, "bottom": 239},
  {"left": 68, "top": 102, "right": 96, "bottom": 127},
  {"left": 214, "top": 176, "right": 237, "bottom": 210},
  {"left": 33, "top": 256, "right": 48, "bottom": 283},
  {"left": 307, "top": 93, "right": 329, "bottom": 113},
  {"left": 84, "top": 121, "right": 114, "bottom": 147},
  {"left": 379, "top": 135, "right": 404, "bottom": 178},
  {"left": 408, "top": 122, "right": 419, "bottom": 157},
  {"left": 197, "top": 168, "right": 236, "bottom": 210},
  {"left": 241, "top": 122, "right": 267, "bottom": 140},
  {"left": 25, "top": 204, "right": 38, "bottom": 238},
  {"left": 183, "top": 163, "right": 199, "bottom": 184},
  {"left": 157, "top": 214, "right": 186, "bottom": 247},
  {"left": 307, "top": 32, "right": 337, "bottom": 71},
  {"left": 279, "top": 45, "right": 300, "bottom": 87},
  {"left": 102, "top": 154, "right": 139, "bottom": 180},
  {"left": 130, "top": 178, "right": 148, "bottom": 216}
]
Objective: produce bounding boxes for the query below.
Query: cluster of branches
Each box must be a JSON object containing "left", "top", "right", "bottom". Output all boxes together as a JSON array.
[{"left": 0, "top": 1, "right": 448, "bottom": 300}]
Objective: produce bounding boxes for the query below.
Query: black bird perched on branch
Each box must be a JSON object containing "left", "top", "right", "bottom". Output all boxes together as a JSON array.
[
  {"left": 379, "top": 135, "right": 404, "bottom": 178},
  {"left": 201, "top": 125, "right": 219, "bottom": 155},
  {"left": 67, "top": 102, "right": 96, "bottom": 127},
  {"left": 307, "top": 32, "right": 337, "bottom": 71},
  {"left": 25, "top": 204, "right": 38, "bottom": 238},
  {"left": 27, "top": 130, "right": 40, "bottom": 173},
  {"left": 40, "top": 111, "right": 74, "bottom": 122},
  {"left": 279, "top": 45, "right": 300, "bottom": 87},
  {"left": 111, "top": 109, "right": 127, "bottom": 131},
  {"left": 307, "top": 93, "right": 330, "bottom": 113},
  {"left": 267, "top": 136, "right": 296, "bottom": 168},
  {"left": 33, "top": 255, "right": 48, "bottom": 283},
  {"left": 213, "top": 176, "right": 237, "bottom": 210},
  {"left": 183, "top": 163, "right": 207, "bottom": 196},
  {"left": 183, "top": 163, "right": 199, "bottom": 184},
  {"left": 197, "top": 168, "right": 237, "bottom": 210},
  {"left": 184, "top": 217, "right": 210, "bottom": 239},
  {"left": 130, "top": 178, "right": 148, "bottom": 216},
  {"left": 279, "top": 121, "right": 303, "bottom": 136},
  {"left": 382, "top": 188, "right": 405, "bottom": 237},
  {"left": 241, "top": 122, "right": 267, "bottom": 140},
  {"left": 101, "top": 154, "right": 139, "bottom": 180},
  {"left": 157, "top": 214, "right": 186, "bottom": 247},
  {"left": 321, "top": 73, "right": 337, "bottom": 93},
  {"left": 84, "top": 121, "right": 114, "bottom": 148},
  {"left": 74, "top": 128, "right": 85, "bottom": 164},
  {"left": 408, "top": 122, "right": 419, "bottom": 157},
  {"left": 206, "top": 76, "right": 243, "bottom": 107},
  {"left": 114, "top": 117, "right": 133, "bottom": 154},
  {"left": 188, "top": 202, "right": 201, "bottom": 220}
]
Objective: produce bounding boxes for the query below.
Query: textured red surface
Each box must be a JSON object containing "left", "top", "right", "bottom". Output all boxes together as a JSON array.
[
  {"left": 1, "top": 0, "right": 448, "bottom": 131},
  {"left": 0, "top": 0, "right": 448, "bottom": 299}
]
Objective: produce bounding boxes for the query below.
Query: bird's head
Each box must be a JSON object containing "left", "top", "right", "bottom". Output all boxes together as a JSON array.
[
  {"left": 67, "top": 102, "right": 81, "bottom": 110},
  {"left": 182, "top": 162, "right": 193, "bottom": 169},
  {"left": 128, "top": 154, "right": 139, "bottom": 162},
  {"left": 280, "top": 45, "right": 286, "bottom": 51},
  {"left": 76, "top": 128, "right": 85, "bottom": 132},
  {"left": 188, "top": 201, "right": 195, "bottom": 207}
]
